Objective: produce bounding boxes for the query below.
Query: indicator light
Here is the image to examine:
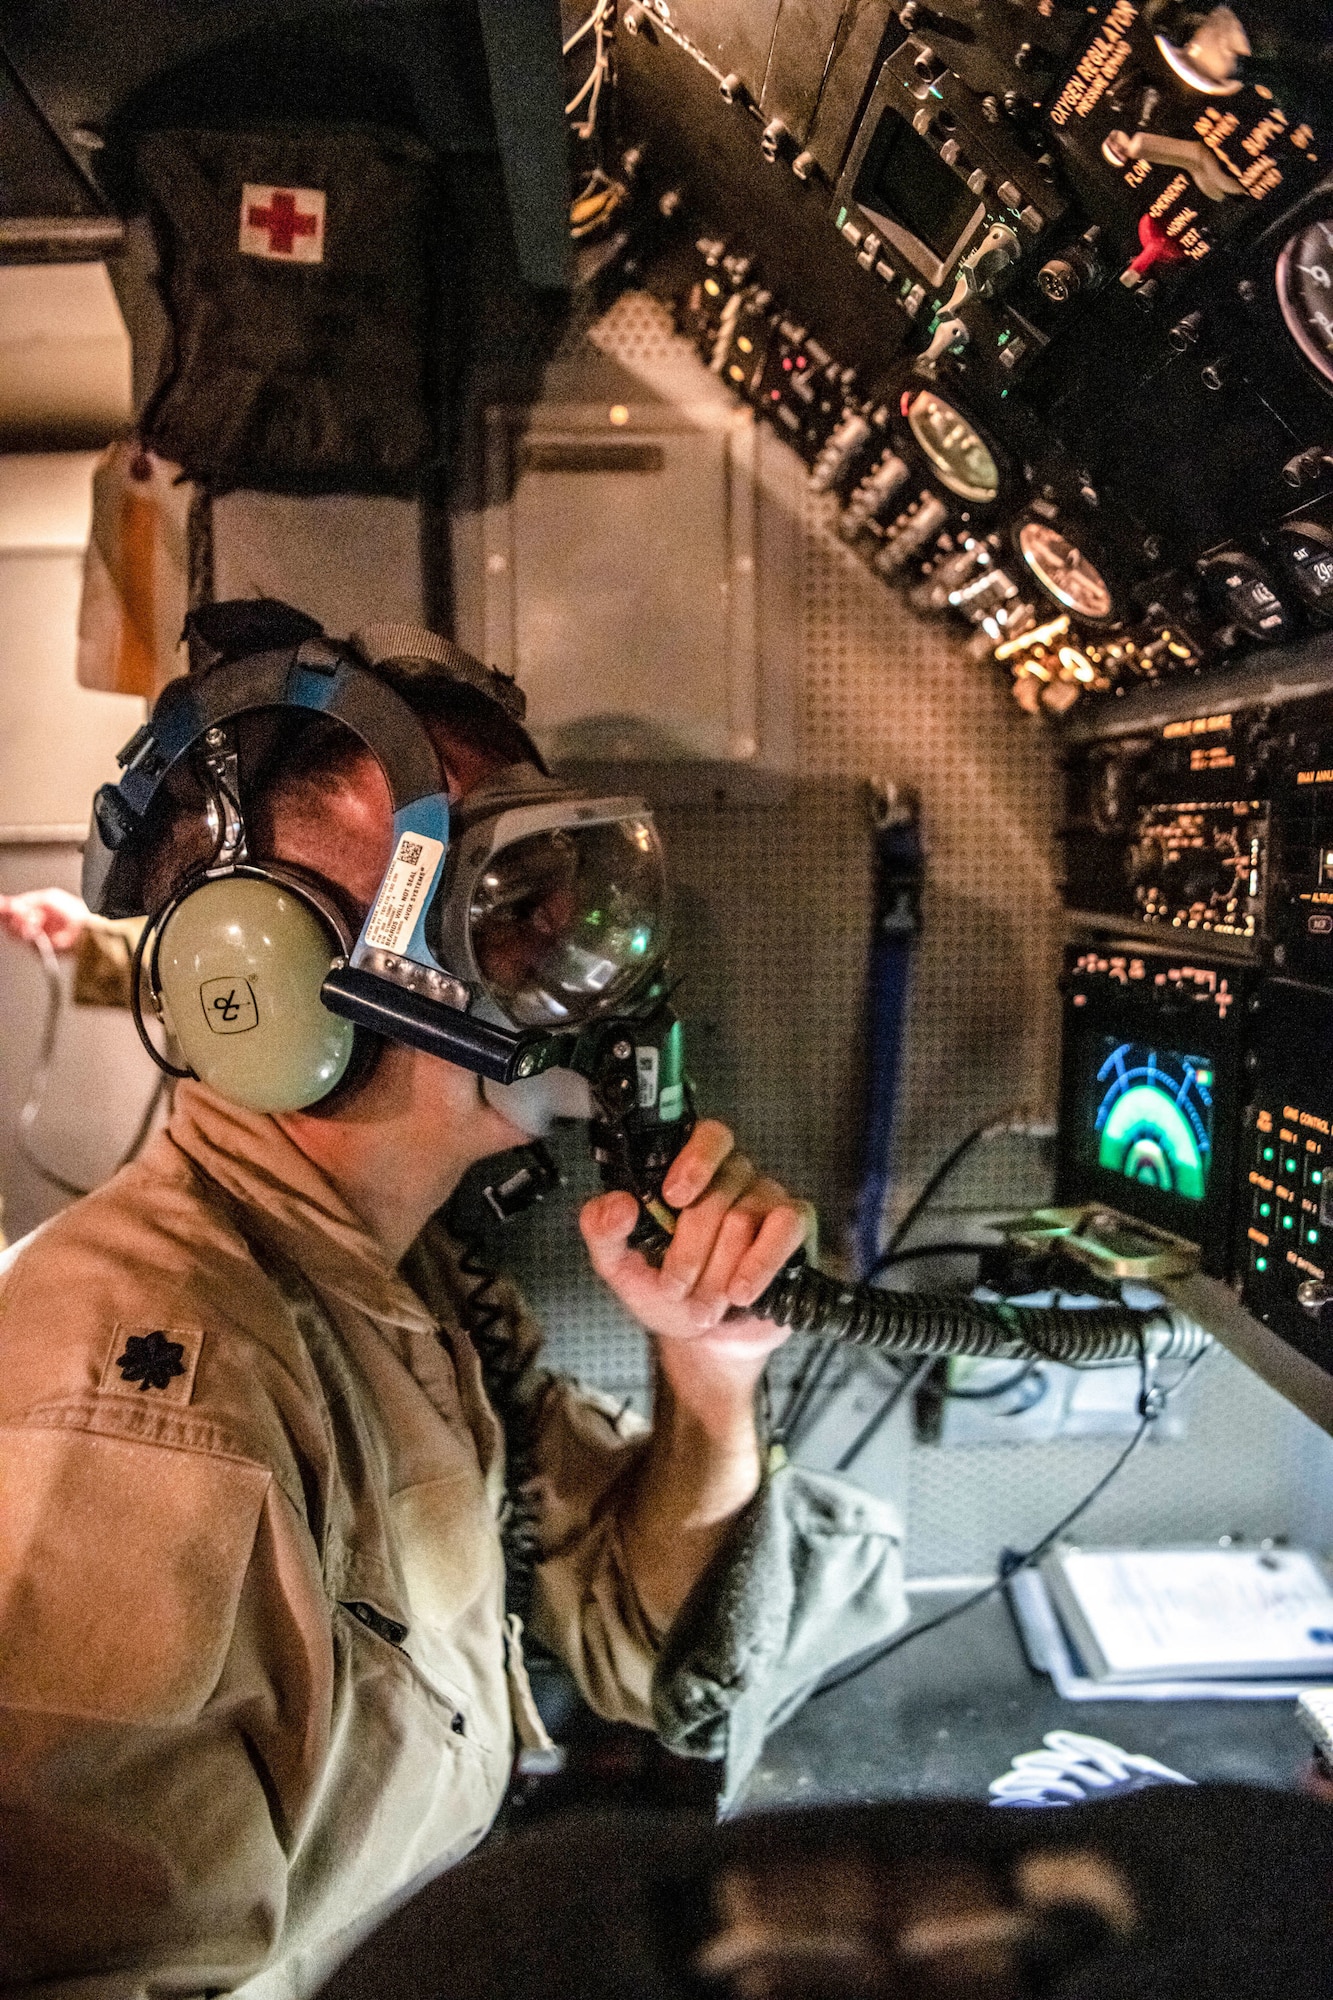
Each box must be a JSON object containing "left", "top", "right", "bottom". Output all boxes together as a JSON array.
[
  {"left": 704, "top": 277, "right": 720, "bottom": 297},
  {"left": 736, "top": 335, "right": 752, "bottom": 354},
  {"left": 1283, "top": 1214, "right": 1295, "bottom": 1229},
  {"left": 1262, "top": 1146, "right": 1275, "bottom": 1162},
  {"left": 1314, "top": 1171, "right": 1324, "bottom": 1186},
  {"left": 1259, "top": 1202, "right": 1272, "bottom": 1217},
  {"left": 1309, "top": 1229, "right": 1320, "bottom": 1245},
  {"left": 1286, "top": 1156, "right": 1299, "bottom": 1174},
  {"left": 1256, "top": 1256, "right": 1268, "bottom": 1271}
]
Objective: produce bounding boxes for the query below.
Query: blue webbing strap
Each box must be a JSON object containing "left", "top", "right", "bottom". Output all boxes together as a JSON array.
[{"left": 851, "top": 788, "right": 925, "bottom": 1280}]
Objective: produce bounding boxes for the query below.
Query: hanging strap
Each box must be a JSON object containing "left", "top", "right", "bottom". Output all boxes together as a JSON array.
[{"left": 850, "top": 787, "right": 925, "bottom": 1280}]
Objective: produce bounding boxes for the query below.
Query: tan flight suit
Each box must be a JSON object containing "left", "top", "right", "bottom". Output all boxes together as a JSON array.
[{"left": 0, "top": 1083, "right": 908, "bottom": 1998}]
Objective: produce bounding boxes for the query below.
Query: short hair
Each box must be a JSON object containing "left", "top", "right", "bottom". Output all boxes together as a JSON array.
[{"left": 138, "top": 677, "right": 534, "bottom": 916}]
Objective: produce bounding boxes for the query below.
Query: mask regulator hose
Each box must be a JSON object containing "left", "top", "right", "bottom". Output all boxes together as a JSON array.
[
  {"left": 575, "top": 1001, "right": 1209, "bottom": 1371},
  {"left": 754, "top": 1264, "right": 1206, "bottom": 1366}
]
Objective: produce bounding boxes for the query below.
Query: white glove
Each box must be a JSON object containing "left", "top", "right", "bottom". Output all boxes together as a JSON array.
[{"left": 989, "top": 1730, "right": 1195, "bottom": 1807}]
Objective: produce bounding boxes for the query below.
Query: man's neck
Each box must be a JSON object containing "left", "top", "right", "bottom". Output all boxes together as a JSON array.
[{"left": 274, "top": 1051, "right": 505, "bottom": 1264}]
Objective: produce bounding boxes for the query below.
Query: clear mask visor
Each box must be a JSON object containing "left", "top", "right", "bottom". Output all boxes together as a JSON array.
[{"left": 467, "top": 814, "right": 668, "bottom": 1028}]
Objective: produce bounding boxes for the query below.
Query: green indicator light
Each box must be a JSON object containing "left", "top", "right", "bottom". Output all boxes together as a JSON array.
[
  {"left": 1283, "top": 1214, "right": 1295, "bottom": 1229},
  {"left": 1286, "top": 1156, "right": 1299, "bottom": 1174},
  {"left": 1314, "top": 1171, "right": 1324, "bottom": 1186},
  {"left": 997, "top": 330, "right": 1011, "bottom": 347},
  {"left": 837, "top": 206, "right": 848, "bottom": 229},
  {"left": 1256, "top": 1256, "right": 1268, "bottom": 1271},
  {"left": 1309, "top": 1230, "right": 1320, "bottom": 1245},
  {"left": 1197, "top": 1069, "right": 1212, "bottom": 1087},
  {"left": 1259, "top": 1202, "right": 1271, "bottom": 1218},
  {"left": 1263, "top": 1146, "right": 1275, "bottom": 1162}
]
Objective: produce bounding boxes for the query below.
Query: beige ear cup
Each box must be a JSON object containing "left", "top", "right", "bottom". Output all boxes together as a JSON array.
[{"left": 155, "top": 876, "right": 355, "bottom": 1112}]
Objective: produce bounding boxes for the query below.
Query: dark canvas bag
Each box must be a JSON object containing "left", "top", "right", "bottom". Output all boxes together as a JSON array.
[{"left": 136, "top": 125, "right": 437, "bottom": 493}]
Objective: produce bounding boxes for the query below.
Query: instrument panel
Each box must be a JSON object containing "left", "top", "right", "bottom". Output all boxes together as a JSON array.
[{"left": 611, "top": 2, "right": 1332, "bottom": 716}]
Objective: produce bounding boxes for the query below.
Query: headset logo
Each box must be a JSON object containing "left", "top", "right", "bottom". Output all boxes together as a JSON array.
[{"left": 200, "top": 977, "right": 259, "bottom": 1034}]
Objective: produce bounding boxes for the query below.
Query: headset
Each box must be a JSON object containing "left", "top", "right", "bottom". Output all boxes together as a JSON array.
[{"left": 83, "top": 600, "right": 667, "bottom": 1114}]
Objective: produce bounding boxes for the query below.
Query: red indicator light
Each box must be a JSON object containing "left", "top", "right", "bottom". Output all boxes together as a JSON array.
[
  {"left": 900, "top": 391, "right": 914, "bottom": 415},
  {"left": 795, "top": 356, "right": 807, "bottom": 369},
  {"left": 782, "top": 357, "right": 793, "bottom": 371},
  {"left": 770, "top": 388, "right": 781, "bottom": 400}
]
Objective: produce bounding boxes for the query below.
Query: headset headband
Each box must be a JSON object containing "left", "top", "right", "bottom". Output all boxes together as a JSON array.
[{"left": 83, "top": 637, "right": 442, "bottom": 920}]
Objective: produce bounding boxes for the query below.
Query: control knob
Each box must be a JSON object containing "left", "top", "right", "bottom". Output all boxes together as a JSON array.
[
  {"left": 809, "top": 411, "right": 872, "bottom": 493},
  {"left": 1038, "top": 232, "right": 1104, "bottom": 304},
  {"left": 839, "top": 452, "right": 911, "bottom": 539},
  {"left": 959, "top": 221, "right": 1021, "bottom": 300}
]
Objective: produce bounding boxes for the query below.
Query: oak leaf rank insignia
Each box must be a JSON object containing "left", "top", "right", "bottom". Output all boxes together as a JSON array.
[{"left": 116, "top": 1330, "right": 187, "bottom": 1393}]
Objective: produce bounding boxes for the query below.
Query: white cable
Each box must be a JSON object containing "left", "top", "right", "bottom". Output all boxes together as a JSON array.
[
  {"left": 562, "top": 0, "right": 609, "bottom": 58},
  {"left": 565, "top": 0, "right": 611, "bottom": 140}
]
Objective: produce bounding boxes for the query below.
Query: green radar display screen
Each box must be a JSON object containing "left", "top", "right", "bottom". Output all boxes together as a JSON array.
[{"left": 1092, "top": 1040, "right": 1214, "bottom": 1203}]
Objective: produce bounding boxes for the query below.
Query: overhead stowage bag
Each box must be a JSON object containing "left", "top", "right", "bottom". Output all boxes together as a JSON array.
[{"left": 136, "top": 126, "right": 436, "bottom": 494}]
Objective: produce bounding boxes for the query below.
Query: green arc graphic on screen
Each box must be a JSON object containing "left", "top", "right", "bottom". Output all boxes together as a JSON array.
[{"left": 1098, "top": 1084, "right": 1207, "bottom": 1200}]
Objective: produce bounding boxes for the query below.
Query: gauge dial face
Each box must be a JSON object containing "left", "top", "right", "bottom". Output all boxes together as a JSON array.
[
  {"left": 1017, "top": 520, "right": 1115, "bottom": 621},
  {"left": 1277, "top": 216, "right": 1333, "bottom": 390},
  {"left": 906, "top": 391, "right": 1000, "bottom": 503}
]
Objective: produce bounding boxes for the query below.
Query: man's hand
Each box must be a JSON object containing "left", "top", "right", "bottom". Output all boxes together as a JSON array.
[
  {"left": 581, "top": 1120, "right": 816, "bottom": 1630},
  {"left": 579, "top": 1118, "right": 813, "bottom": 1374},
  {"left": 0, "top": 888, "right": 90, "bottom": 954}
]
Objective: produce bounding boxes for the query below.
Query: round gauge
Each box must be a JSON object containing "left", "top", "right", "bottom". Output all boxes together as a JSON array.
[
  {"left": 1016, "top": 519, "right": 1115, "bottom": 622},
  {"left": 1272, "top": 520, "right": 1333, "bottom": 619},
  {"left": 1276, "top": 216, "right": 1333, "bottom": 390},
  {"left": 905, "top": 391, "right": 1000, "bottom": 504},
  {"left": 1198, "top": 550, "right": 1293, "bottom": 642}
]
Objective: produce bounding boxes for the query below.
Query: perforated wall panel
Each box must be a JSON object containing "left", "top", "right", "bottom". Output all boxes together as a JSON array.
[{"left": 468, "top": 290, "right": 1333, "bottom": 1573}]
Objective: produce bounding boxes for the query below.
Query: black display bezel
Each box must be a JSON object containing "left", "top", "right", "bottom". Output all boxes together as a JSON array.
[
  {"left": 833, "top": 64, "right": 985, "bottom": 291},
  {"left": 1055, "top": 949, "right": 1247, "bottom": 1278}
]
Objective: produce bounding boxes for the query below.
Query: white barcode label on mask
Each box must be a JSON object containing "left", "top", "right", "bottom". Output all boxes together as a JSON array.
[{"left": 364, "top": 832, "right": 445, "bottom": 955}]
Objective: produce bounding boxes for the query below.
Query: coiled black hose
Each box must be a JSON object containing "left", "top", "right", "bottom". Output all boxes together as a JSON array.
[
  {"left": 758, "top": 1261, "right": 1208, "bottom": 1365},
  {"left": 453, "top": 1234, "right": 545, "bottom": 1623}
]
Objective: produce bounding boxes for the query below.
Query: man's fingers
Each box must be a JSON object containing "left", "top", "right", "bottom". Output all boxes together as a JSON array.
[
  {"left": 727, "top": 1200, "right": 815, "bottom": 1308},
  {"left": 660, "top": 1119, "right": 734, "bottom": 1210},
  {"left": 579, "top": 1190, "right": 642, "bottom": 1276},
  {"left": 578, "top": 1190, "right": 673, "bottom": 1324},
  {"left": 691, "top": 1185, "right": 809, "bottom": 1321},
  {"left": 659, "top": 1151, "right": 757, "bottom": 1299}
]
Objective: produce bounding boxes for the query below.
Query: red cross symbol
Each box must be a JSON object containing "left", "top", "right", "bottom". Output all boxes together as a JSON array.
[
  {"left": 247, "top": 191, "right": 315, "bottom": 255},
  {"left": 239, "top": 183, "right": 325, "bottom": 263}
]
